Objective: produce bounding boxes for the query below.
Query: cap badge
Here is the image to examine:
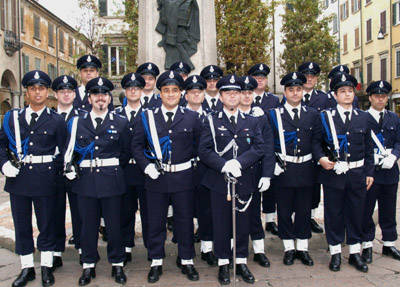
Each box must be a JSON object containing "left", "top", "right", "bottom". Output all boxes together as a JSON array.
[
  {"left": 147, "top": 63, "right": 152, "bottom": 70},
  {"left": 131, "top": 73, "right": 136, "bottom": 81},
  {"left": 339, "top": 65, "right": 344, "bottom": 72},
  {"left": 98, "top": 78, "right": 104, "bottom": 86},
  {"left": 179, "top": 62, "right": 184, "bottom": 69},
  {"left": 341, "top": 74, "right": 347, "bottom": 82},
  {"left": 193, "top": 76, "right": 198, "bottom": 83},
  {"left": 87, "top": 56, "right": 92, "bottom": 63},
  {"left": 230, "top": 75, "right": 235, "bottom": 84},
  {"left": 210, "top": 66, "right": 215, "bottom": 73},
  {"left": 292, "top": 73, "right": 297, "bottom": 80},
  {"left": 259, "top": 65, "right": 264, "bottom": 71},
  {"left": 169, "top": 71, "right": 174, "bottom": 79},
  {"left": 244, "top": 77, "right": 250, "bottom": 84},
  {"left": 379, "top": 81, "right": 384, "bottom": 88},
  {"left": 309, "top": 63, "right": 314, "bottom": 69},
  {"left": 34, "top": 71, "right": 40, "bottom": 79},
  {"left": 63, "top": 76, "right": 68, "bottom": 84}
]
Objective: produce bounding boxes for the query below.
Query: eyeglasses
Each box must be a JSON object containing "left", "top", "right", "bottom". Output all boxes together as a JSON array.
[
  {"left": 27, "top": 86, "right": 47, "bottom": 92},
  {"left": 126, "top": 86, "right": 142, "bottom": 92}
]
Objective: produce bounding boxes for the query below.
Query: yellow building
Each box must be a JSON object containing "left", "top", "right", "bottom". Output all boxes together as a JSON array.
[
  {"left": 391, "top": 0, "right": 400, "bottom": 114},
  {"left": 339, "top": 0, "right": 391, "bottom": 109}
]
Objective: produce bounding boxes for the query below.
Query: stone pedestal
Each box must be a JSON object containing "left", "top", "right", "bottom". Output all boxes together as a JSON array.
[{"left": 138, "top": 0, "right": 217, "bottom": 74}]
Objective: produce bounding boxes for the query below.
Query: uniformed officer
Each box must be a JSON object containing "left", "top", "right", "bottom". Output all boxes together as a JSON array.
[
  {"left": 52, "top": 75, "right": 85, "bottom": 268},
  {"left": 200, "top": 65, "right": 224, "bottom": 112},
  {"left": 297, "top": 61, "right": 331, "bottom": 234},
  {"left": 199, "top": 75, "right": 266, "bottom": 285},
  {"left": 248, "top": 63, "right": 280, "bottom": 235},
  {"left": 170, "top": 61, "right": 192, "bottom": 107},
  {"left": 0, "top": 70, "right": 66, "bottom": 287},
  {"left": 136, "top": 62, "right": 162, "bottom": 109},
  {"left": 361, "top": 81, "right": 400, "bottom": 263},
  {"left": 131, "top": 71, "right": 202, "bottom": 283},
  {"left": 327, "top": 65, "right": 359, "bottom": 108},
  {"left": 268, "top": 72, "right": 320, "bottom": 267},
  {"left": 314, "top": 73, "right": 374, "bottom": 273},
  {"left": 238, "top": 75, "right": 274, "bottom": 268},
  {"left": 64, "top": 77, "right": 130, "bottom": 285},
  {"left": 183, "top": 75, "right": 217, "bottom": 265},
  {"left": 114, "top": 72, "right": 149, "bottom": 264},
  {"left": 75, "top": 54, "right": 114, "bottom": 112}
]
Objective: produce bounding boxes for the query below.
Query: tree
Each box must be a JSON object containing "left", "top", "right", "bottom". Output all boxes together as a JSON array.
[
  {"left": 280, "top": 0, "right": 338, "bottom": 83},
  {"left": 215, "top": 0, "right": 273, "bottom": 75},
  {"left": 124, "top": 0, "right": 139, "bottom": 71}
]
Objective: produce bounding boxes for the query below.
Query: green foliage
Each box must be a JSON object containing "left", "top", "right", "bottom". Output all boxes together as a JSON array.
[
  {"left": 280, "top": 0, "right": 338, "bottom": 83},
  {"left": 123, "top": 0, "right": 139, "bottom": 72},
  {"left": 215, "top": 0, "right": 274, "bottom": 75}
]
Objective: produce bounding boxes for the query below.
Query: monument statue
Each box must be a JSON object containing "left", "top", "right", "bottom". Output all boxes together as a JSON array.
[{"left": 156, "top": 0, "right": 200, "bottom": 70}]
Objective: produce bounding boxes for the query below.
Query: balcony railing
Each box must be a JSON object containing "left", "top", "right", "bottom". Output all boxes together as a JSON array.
[{"left": 4, "top": 30, "right": 22, "bottom": 56}]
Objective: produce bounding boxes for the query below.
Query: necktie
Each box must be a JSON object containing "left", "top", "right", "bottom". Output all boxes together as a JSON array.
[
  {"left": 229, "top": 115, "right": 236, "bottom": 129},
  {"left": 255, "top": 96, "right": 261, "bottom": 106},
  {"left": 95, "top": 117, "right": 103, "bottom": 131},
  {"left": 344, "top": 111, "right": 350, "bottom": 130},
  {"left": 292, "top": 108, "right": 299, "bottom": 123},
  {"left": 130, "top": 111, "right": 136, "bottom": 124},
  {"left": 143, "top": 96, "right": 149, "bottom": 108},
  {"left": 166, "top": 112, "right": 174, "bottom": 128},
  {"left": 61, "top": 112, "right": 67, "bottom": 121},
  {"left": 304, "top": 94, "right": 310, "bottom": 105},
  {"left": 211, "top": 98, "right": 217, "bottom": 110},
  {"left": 30, "top": 112, "right": 38, "bottom": 127},
  {"left": 378, "top": 112, "right": 384, "bottom": 129}
]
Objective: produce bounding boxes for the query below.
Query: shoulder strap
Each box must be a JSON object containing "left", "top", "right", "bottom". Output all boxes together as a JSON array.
[
  {"left": 147, "top": 110, "right": 163, "bottom": 161},
  {"left": 371, "top": 130, "right": 388, "bottom": 156},
  {"left": 326, "top": 110, "right": 340, "bottom": 157},
  {"left": 13, "top": 110, "right": 22, "bottom": 159},
  {"left": 207, "top": 114, "right": 236, "bottom": 157},
  {"left": 64, "top": 117, "right": 79, "bottom": 165},
  {"left": 275, "top": 108, "right": 286, "bottom": 159}
]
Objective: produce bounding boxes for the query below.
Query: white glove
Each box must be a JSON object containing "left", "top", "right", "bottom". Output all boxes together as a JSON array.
[
  {"left": 65, "top": 165, "right": 77, "bottom": 180},
  {"left": 1, "top": 161, "right": 20, "bottom": 177},
  {"left": 273, "top": 163, "right": 284, "bottom": 176},
  {"left": 380, "top": 154, "right": 397, "bottom": 170},
  {"left": 221, "top": 159, "right": 242, "bottom": 178},
  {"left": 374, "top": 153, "right": 384, "bottom": 165},
  {"left": 144, "top": 163, "right": 160, "bottom": 180},
  {"left": 258, "top": 177, "right": 271, "bottom": 192},
  {"left": 333, "top": 161, "right": 349, "bottom": 175}
]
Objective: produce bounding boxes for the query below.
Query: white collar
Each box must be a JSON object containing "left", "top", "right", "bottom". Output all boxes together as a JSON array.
[
  {"left": 90, "top": 110, "right": 108, "bottom": 127},
  {"left": 303, "top": 89, "right": 313, "bottom": 100},
  {"left": 141, "top": 92, "right": 154, "bottom": 105},
  {"left": 205, "top": 92, "right": 219, "bottom": 107},
  {"left": 26, "top": 106, "right": 46, "bottom": 117},
  {"left": 57, "top": 105, "right": 73, "bottom": 120},
  {"left": 368, "top": 107, "right": 385, "bottom": 124},
  {"left": 284, "top": 102, "right": 302, "bottom": 120},
  {"left": 336, "top": 104, "right": 353, "bottom": 123},
  {"left": 239, "top": 107, "right": 251, "bottom": 114},
  {"left": 124, "top": 104, "right": 141, "bottom": 121},
  {"left": 187, "top": 105, "right": 203, "bottom": 115},
  {"left": 253, "top": 92, "right": 263, "bottom": 103},
  {"left": 161, "top": 105, "right": 179, "bottom": 123},
  {"left": 223, "top": 108, "right": 239, "bottom": 123}
]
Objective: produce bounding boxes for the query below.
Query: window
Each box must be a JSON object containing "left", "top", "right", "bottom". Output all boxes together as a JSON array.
[
  {"left": 68, "top": 37, "right": 73, "bottom": 56},
  {"left": 0, "top": 0, "right": 4, "bottom": 30},
  {"left": 394, "top": 2, "right": 400, "bottom": 25},
  {"left": 106, "top": 46, "right": 127, "bottom": 76},
  {"left": 333, "top": 15, "right": 338, "bottom": 34},
  {"left": 354, "top": 66, "right": 361, "bottom": 84},
  {"left": 11, "top": 0, "right": 16, "bottom": 33},
  {"left": 47, "top": 63, "right": 57, "bottom": 80},
  {"left": 396, "top": 50, "right": 400, "bottom": 77},
  {"left": 340, "top": 1, "right": 349, "bottom": 20},
  {"left": 324, "top": 0, "right": 329, "bottom": 8},
  {"left": 381, "top": 58, "right": 387, "bottom": 81},
  {"left": 366, "top": 19, "right": 372, "bottom": 42},
  {"left": 35, "top": 58, "right": 41, "bottom": 70},
  {"left": 367, "top": 62, "right": 373, "bottom": 84},
  {"left": 381, "top": 11, "right": 386, "bottom": 35},
  {"left": 48, "top": 23, "right": 54, "bottom": 47},
  {"left": 20, "top": 7, "right": 24, "bottom": 32},
  {"left": 59, "top": 30, "right": 64, "bottom": 52},
  {"left": 355, "top": 27, "right": 359, "bottom": 48},
  {"left": 34, "top": 15, "right": 40, "bottom": 40},
  {"left": 351, "top": 0, "right": 360, "bottom": 13},
  {"left": 343, "top": 34, "right": 348, "bottom": 53},
  {"left": 366, "top": 0, "right": 371, "bottom": 4},
  {"left": 99, "top": 0, "right": 107, "bottom": 17},
  {"left": 22, "top": 54, "right": 29, "bottom": 75}
]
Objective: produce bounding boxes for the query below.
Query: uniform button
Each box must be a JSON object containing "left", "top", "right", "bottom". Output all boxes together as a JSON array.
[
  {"left": 184, "top": 128, "right": 187, "bottom": 132},
  {"left": 297, "top": 128, "right": 300, "bottom": 132},
  {"left": 95, "top": 136, "right": 99, "bottom": 140},
  {"left": 346, "top": 132, "right": 350, "bottom": 135},
  {"left": 129, "top": 128, "right": 133, "bottom": 131},
  {"left": 95, "top": 146, "right": 99, "bottom": 150},
  {"left": 96, "top": 169, "right": 100, "bottom": 173},
  {"left": 30, "top": 131, "right": 34, "bottom": 135},
  {"left": 111, "top": 125, "right": 114, "bottom": 129},
  {"left": 297, "top": 149, "right": 301, "bottom": 153},
  {"left": 115, "top": 168, "right": 117, "bottom": 171},
  {"left": 347, "top": 143, "right": 350, "bottom": 146},
  {"left": 29, "top": 166, "right": 32, "bottom": 170},
  {"left": 82, "top": 105, "right": 85, "bottom": 108},
  {"left": 110, "top": 136, "right": 114, "bottom": 139},
  {"left": 169, "top": 130, "right": 172, "bottom": 134},
  {"left": 348, "top": 154, "right": 351, "bottom": 157},
  {"left": 48, "top": 166, "right": 52, "bottom": 170},
  {"left": 234, "top": 135, "right": 238, "bottom": 139},
  {"left": 297, "top": 139, "right": 301, "bottom": 142},
  {"left": 29, "top": 142, "right": 33, "bottom": 146},
  {"left": 44, "top": 131, "right": 47, "bottom": 134}
]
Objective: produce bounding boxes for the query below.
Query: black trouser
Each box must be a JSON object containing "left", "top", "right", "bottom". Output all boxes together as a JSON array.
[
  {"left": 250, "top": 191, "right": 265, "bottom": 240},
  {"left": 195, "top": 185, "right": 213, "bottom": 241}
]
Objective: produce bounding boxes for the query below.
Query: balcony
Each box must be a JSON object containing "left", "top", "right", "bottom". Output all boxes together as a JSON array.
[{"left": 4, "top": 30, "right": 22, "bottom": 57}]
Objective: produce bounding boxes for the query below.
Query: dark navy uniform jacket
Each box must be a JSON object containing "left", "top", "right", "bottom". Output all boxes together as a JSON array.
[
  {"left": 68, "top": 111, "right": 130, "bottom": 198},
  {"left": 251, "top": 92, "right": 280, "bottom": 112},
  {"left": 313, "top": 107, "right": 374, "bottom": 189},
  {"left": 302, "top": 90, "right": 334, "bottom": 112},
  {"left": 198, "top": 111, "right": 265, "bottom": 196},
  {"left": 268, "top": 105, "right": 321, "bottom": 188},
  {"left": 74, "top": 87, "right": 114, "bottom": 111},
  {"left": 0, "top": 107, "right": 66, "bottom": 197},
  {"left": 367, "top": 110, "right": 400, "bottom": 185},
  {"left": 202, "top": 97, "right": 223, "bottom": 113},
  {"left": 114, "top": 106, "right": 145, "bottom": 187},
  {"left": 131, "top": 106, "right": 202, "bottom": 193},
  {"left": 142, "top": 93, "right": 162, "bottom": 110}
]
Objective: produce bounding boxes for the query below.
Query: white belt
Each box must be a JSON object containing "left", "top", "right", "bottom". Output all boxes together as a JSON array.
[
  {"left": 129, "top": 158, "right": 136, "bottom": 164},
  {"left": 161, "top": 159, "right": 194, "bottom": 173},
  {"left": 338, "top": 159, "right": 364, "bottom": 169},
  {"left": 21, "top": 155, "right": 53, "bottom": 164},
  {"left": 80, "top": 157, "right": 119, "bottom": 168},
  {"left": 277, "top": 153, "right": 312, "bottom": 163},
  {"left": 374, "top": 148, "right": 392, "bottom": 154}
]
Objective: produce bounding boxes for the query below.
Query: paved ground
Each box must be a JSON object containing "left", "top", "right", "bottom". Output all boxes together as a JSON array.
[{"left": 1, "top": 175, "right": 400, "bottom": 286}]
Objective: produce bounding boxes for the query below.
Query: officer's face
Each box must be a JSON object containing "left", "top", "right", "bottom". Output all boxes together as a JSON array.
[
  {"left": 220, "top": 90, "right": 241, "bottom": 110},
  {"left": 284, "top": 85, "right": 303, "bottom": 106},
  {"left": 160, "top": 85, "right": 181, "bottom": 109},
  {"left": 26, "top": 85, "right": 48, "bottom": 107},
  {"left": 304, "top": 74, "right": 318, "bottom": 90},
  {"left": 334, "top": 86, "right": 355, "bottom": 106},
  {"left": 240, "top": 90, "right": 254, "bottom": 107},
  {"left": 89, "top": 93, "right": 111, "bottom": 112},
  {"left": 206, "top": 78, "right": 219, "bottom": 92},
  {"left": 55, "top": 89, "right": 76, "bottom": 106},
  {"left": 80, "top": 67, "right": 99, "bottom": 85},
  {"left": 369, "top": 94, "right": 388, "bottom": 111},
  {"left": 125, "top": 86, "right": 142, "bottom": 103},
  {"left": 253, "top": 76, "right": 267, "bottom": 90},
  {"left": 142, "top": 75, "right": 156, "bottom": 91},
  {"left": 185, "top": 89, "right": 205, "bottom": 106}
]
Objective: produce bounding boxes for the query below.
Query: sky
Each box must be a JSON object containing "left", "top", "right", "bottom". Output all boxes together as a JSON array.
[{"left": 38, "top": 0, "right": 82, "bottom": 29}]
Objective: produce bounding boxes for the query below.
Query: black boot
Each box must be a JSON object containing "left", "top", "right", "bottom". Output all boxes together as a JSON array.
[
  {"left": 383, "top": 246, "right": 400, "bottom": 261},
  {"left": 78, "top": 268, "right": 96, "bottom": 286},
  {"left": 124, "top": 252, "right": 132, "bottom": 265},
  {"left": 193, "top": 229, "right": 200, "bottom": 243},
  {"left": 52, "top": 257, "right": 63, "bottom": 271},
  {"left": 167, "top": 217, "right": 173, "bottom": 231},
  {"left": 310, "top": 219, "right": 324, "bottom": 233},
  {"left": 236, "top": 264, "right": 255, "bottom": 284},
  {"left": 12, "top": 267, "right": 35, "bottom": 287},
  {"left": 181, "top": 264, "right": 199, "bottom": 281},
  {"left": 201, "top": 251, "right": 217, "bottom": 266},
  {"left": 265, "top": 222, "right": 279, "bottom": 235},
  {"left": 41, "top": 266, "right": 55, "bottom": 287},
  {"left": 147, "top": 266, "right": 162, "bottom": 283},
  {"left": 283, "top": 250, "right": 295, "bottom": 265},
  {"left": 348, "top": 254, "right": 368, "bottom": 273},
  {"left": 218, "top": 264, "right": 230, "bottom": 285},
  {"left": 362, "top": 247, "right": 373, "bottom": 264},
  {"left": 295, "top": 251, "right": 314, "bottom": 266},
  {"left": 253, "top": 253, "right": 270, "bottom": 267},
  {"left": 329, "top": 254, "right": 341, "bottom": 272},
  {"left": 111, "top": 266, "right": 127, "bottom": 284}
]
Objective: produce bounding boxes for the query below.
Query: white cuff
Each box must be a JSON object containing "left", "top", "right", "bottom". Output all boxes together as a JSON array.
[
  {"left": 362, "top": 241, "right": 373, "bottom": 249},
  {"left": 383, "top": 241, "right": 396, "bottom": 247},
  {"left": 53, "top": 252, "right": 62, "bottom": 257},
  {"left": 41, "top": 251, "right": 53, "bottom": 267},
  {"left": 283, "top": 239, "right": 295, "bottom": 252},
  {"left": 329, "top": 244, "right": 341, "bottom": 255},
  {"left": 265, "top": 213, "right": 275, "bottom": 223},
  {"left": 20, "top": 254, "right": 34, "bottom": 269},
  {"left": 112, "top": 262, "right": 124, "bottom": 267},
  {"left": 100, "top": 218, "right": 105, "bottom": 226},
  {"left": 78, "top": 248, "right": 82, "bottom": 255},
  {"left": 311, "top": 209, "right": 316, "bottom": 219},
  {"left": 236, "top": 257, "right": 247, "bottom": 264},
  {"left": 218, "top": 259, "right": 229, "bottom": 266},
  {"left": 349, "top": 243, "right": 361, "bottom": 254},
  {"left": 167, "top": 205, "right": 173, "bottom": 217},
  {"left": 252, "top": 239, "right": 265, "bottom": 254},
  {"left": 83, "top": 263, "right": 95, "bottom": 269},
  {"left": 296, "top": 239, "right": 308, "bottom": 251},
  {"left": 201, "top": 241, "right": 213, "bottom": 253},
  {"left": 151, "top": 259, "right": 163, "bottom": 267},
  {"left": 181, "top": 259, "right": 194, "bottom": 265},
  {"left": 125, "top": 247, "right": 132, "bottom": 253}
]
